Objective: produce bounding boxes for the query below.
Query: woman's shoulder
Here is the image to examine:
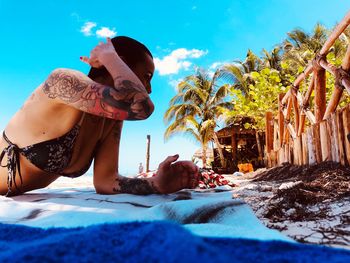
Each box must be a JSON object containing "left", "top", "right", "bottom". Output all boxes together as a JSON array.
[{"left": 48, "top": 68, "right": 91, "bottom": 81}]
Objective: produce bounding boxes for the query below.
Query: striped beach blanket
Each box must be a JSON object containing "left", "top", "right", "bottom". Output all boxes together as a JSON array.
[{"left": 1, "top": 185, "right": 349, "bottom": 262}]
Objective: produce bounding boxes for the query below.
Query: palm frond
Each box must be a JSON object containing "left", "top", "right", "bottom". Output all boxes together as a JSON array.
[{"left": 209, "top": 84, "right": 230, "bottom": 105}]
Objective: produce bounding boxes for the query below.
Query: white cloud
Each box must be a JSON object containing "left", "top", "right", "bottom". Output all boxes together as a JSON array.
[
  {"left": 80, "top": 21, "right": 97, "bottom": 36},
  {"left": 96, "top": 27, "right": 117, "bottom": 38},
  {"left": 78, "top": 19, "right": 117, "bottom": 38},
  {"left": 154, "top": 48, "right": 208, "bottom": 76},
  {"left": 168, "top": 78, "right": 183, "bottom": 91},
  {"left": 208, "top": 61, "right": 230, "bottom": 78},
  {"left": 210, "top": 62, "right": 224, "bottom": 70}
]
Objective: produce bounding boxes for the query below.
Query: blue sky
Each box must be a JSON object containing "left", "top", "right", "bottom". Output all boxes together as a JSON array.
[{"left": 1, "top": 0, "right": 350, "bottom": 175}]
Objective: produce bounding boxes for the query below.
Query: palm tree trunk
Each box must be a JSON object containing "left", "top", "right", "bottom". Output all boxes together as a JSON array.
[
  {"left": 202, "top": 144, "right": 207, "bottom": 168},
  {"left": 212, "top": 133, "right": 226, "bottom": 168}
]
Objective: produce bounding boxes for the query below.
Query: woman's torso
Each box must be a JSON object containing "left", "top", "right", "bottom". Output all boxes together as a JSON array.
[{"left": 0, "top": 85, "right": 118, "bottom": 195}]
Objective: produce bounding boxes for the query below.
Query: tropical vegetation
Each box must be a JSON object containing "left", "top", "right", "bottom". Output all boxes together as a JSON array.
[
  {"left": 164, "top": 22, "right": 350, "bottom": 168},
  {"left": 163, "top": 68, "right": 233, "bottom": 167}
]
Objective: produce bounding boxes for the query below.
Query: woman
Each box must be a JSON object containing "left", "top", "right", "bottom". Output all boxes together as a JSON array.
[{"left": 0, "top": 36, "right": 199, "bottom": 196}]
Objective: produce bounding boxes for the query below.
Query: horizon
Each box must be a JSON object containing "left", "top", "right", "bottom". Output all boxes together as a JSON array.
[{"left": 1, "top": 0, "right": 350, "bottom": 175}]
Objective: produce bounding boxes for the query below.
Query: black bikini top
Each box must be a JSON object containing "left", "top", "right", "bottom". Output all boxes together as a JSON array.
[{"left": 0, "top": 113, "right": 92, "bottom": 195}]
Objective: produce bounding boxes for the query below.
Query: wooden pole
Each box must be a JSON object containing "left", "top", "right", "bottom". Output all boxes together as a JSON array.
[
  {"left": 342, "top": 105, "right": 350, "bottom": 165},
  {"left": 265, "top": 112, "right": 274, "bottom": 153},
  {"left": 324, "top": 87, "right": 343, "bottom": 120},
  {"left": 303, "top": 75, "right": 315, "bottom": 106},
  {"left": 283, "top": 97, "right": 293, "bottom": 143},
  {"left": 324, "top": 42, "right": 350, "bottom": 119},
  {"left": 146, "top": 135, "right": 151, "bottom": 172},
  {"left": 340, "top": 43, "right": 350, "bottom": 95},
  {"left": 320, "top": 10, "right": 350, "bottom": 55},
  {"left": 255, "top": 131, "right": 263, "bottom": 162},
  {"left": 295, "top": 88, "right": 316, "bottom": 125},
  {"left": 292, "top": 91, "right": 300, "bottom": 132},
  {"left": 273, "top": 119, "right": 279, "bottom": 150},
  {"left": 342, "top": 40, "right": 350, "bottom": 70},
  {"left": 265, "top": 112, "right": 274, "bottom": 167},
  {"left": 320, "top": 120, "right": 331, "bottom": 162},
  {"left": 328, "top": 113, "right": 340, "bottom": 162},
  {"left": 314, "top": 67, "right": 326, "bottom": 122},
  {"left": 231, "top": 130, "right": 237, "bottom": 161},
  {"left": 281, "top": 90, "right": 291, "bottom": 106},
  {"left": 306, "top": 126, "right": 316, "bottom": 165},
  {"left": 293, "top": 64, "right": 313, "bottom": 87},
  {"left": 294, "top": 136, "right": 302, "bottom": 165},
  {"left": 337, "top": 109, "right": 347, "bottom": 165},
  {"left": 313, "top": 123, "right": 322, "bottom": 163},
  {"left": 278, "top": 93, "right": 285, "bottom": 147},
  {"left": 319, "top": 58, "right": 338, "bottom": 76},
  {"left": 298, "top": 113, "right": 306, "bottom": 137},
  {"left": 302, "top": 132, "right": 309, "bottom": 165}
]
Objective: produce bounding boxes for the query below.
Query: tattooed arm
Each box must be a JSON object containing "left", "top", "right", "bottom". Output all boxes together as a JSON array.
[
  {"left": 42, "top": 68, "right": 154, "bottom": 120},
  {"left": 112, "top": 175, "right": 160, "bottom": 195},
  {"left": 93, "top": 121, "right": 160, "bottom": 195}
]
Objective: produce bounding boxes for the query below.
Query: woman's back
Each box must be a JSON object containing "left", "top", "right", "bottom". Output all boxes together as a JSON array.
[{"left": 0, "top": 78, "right": 117, "bottom": 195}]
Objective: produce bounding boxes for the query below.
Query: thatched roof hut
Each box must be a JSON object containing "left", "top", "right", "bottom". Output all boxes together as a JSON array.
[{"left": 213, "top": 117, "right": 265, "bottom": 173}]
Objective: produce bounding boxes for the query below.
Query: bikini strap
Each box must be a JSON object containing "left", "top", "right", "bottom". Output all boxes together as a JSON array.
[{"left": 1, "top": 132, "right": 23, "bottom": 196}]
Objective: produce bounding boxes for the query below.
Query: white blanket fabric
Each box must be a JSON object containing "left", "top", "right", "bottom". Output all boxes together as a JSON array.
[{"left": 0, "top": 179, "right": 292, "bottom": 242}]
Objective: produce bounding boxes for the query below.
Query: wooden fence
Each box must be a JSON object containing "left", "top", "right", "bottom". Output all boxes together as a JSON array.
[{"left": 265, "top": 10, "right": 350, "bottom": 167}]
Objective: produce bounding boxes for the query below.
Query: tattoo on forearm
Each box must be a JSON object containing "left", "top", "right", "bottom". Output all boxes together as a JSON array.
[
  {"left": 42, "top": 69, "right": 153, "bottom": 120},
  {"left": 113, "top": 177, "right": 159, "bottom": 195}
]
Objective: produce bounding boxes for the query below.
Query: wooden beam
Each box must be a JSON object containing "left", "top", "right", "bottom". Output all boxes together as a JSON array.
[
  {"left": 302, "top": 132, "right": 309, "bottom": 165},
  {"left": 295, "top": 89, "right": 316, "bottom": 125},
  {"left": 292, "top": 91, "right": 300, "bottom": 132},
  {"left": 328, "top": 113, "right": 340, "bottom": 163},
  {"left": 231, "top": 130, "right": 237, "bottom": 161},
  {"left": 283, "top": 97, "right": 293, "bottom": 143},
  {"left": 298, "top": 113, "right": 306, "bottom": 137},
  {"left": 320, "top": 120, "right": 331, "bottom": 162},
  {"left": 278, "top": 93, "right": 285, "bottom": 147},
  {"left": 324, "top": 86, "right": 343, "bottom": 120},
  {"left": 314, "top": 68, "right": 326, "bottom": 122},
  {"left": 146, "top": 135, "right": 151, "bottom": 172},
  {"left": 313, "top": 122, "right": 322, "bottom": 163},
  {"left": 342, "top": 105, "right": 350, "bottom": 165},
  {"left": 303, "top": 75, "right": 315, "bottom": 106},
  {"left": 337, "top": 109, "right": 347, "bottom": 166},
  {"left": 281, "top": 90, "right": 291, "bottom": 106},
  {"left": 306, "top": 126, "right": 316, "bottom": 165},
  {"left": 265, "top": 112, "right": 274, "bottom": 153},
  {"left": 320, "top": 10, "right": 350, "bottom": 55}
]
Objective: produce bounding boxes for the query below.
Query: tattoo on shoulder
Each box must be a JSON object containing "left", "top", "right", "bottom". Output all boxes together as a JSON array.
[
  {"left": 113, "top": 177, "right": 159, "bottom": 195},
  {"left": 42, "top": 69, "right": 89, "bottom": 103}
]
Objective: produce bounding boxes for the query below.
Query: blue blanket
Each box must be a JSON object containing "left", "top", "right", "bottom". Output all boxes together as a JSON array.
[{"left": 0, "top": 221, "right": 349, "bottom": 263}]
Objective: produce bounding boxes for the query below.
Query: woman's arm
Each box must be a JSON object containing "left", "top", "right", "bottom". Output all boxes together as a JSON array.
[
  {"left": 92, "top": 121, "right": 159, "bottom": 195},
  {"left": 93, "top": 122, "right": 199, "bottom": 195},
  {"left": 42, "top": 68, "right": 154, "bottom": 120}
]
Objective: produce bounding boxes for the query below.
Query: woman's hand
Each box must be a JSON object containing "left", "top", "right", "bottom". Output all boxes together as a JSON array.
[
  {"left": 80, "top": 38, "right": 118, "bottom": 68},
  {"left": 152, "top": 155, "right": 200, "bottom": 194}
]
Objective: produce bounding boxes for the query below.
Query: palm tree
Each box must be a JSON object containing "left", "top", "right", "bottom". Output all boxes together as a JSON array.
[
  {"left": 262, "top": 47, "right": 282, "bottom": 71},
  {"left": 282, "top": 23, "right": 328, "bottom": 74},
  {"left": 164, "top": 68, "right": 233, "bottom": 168},
  {"left": 220, "top": 49, "right": 263, "bottom": 97}
]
